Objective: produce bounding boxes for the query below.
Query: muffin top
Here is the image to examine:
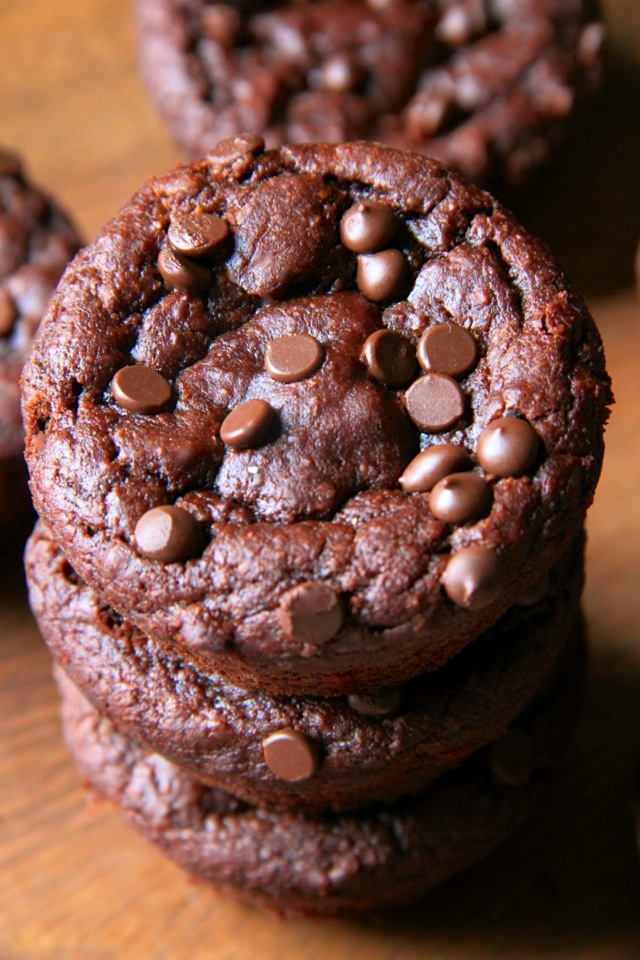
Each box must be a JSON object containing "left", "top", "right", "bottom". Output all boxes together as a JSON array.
[
  {"left": 135, "top": 0, "right": 604, "bottom": 183},
  {"left": 22, "top": 139, "right": 611, "bottom": 694}
]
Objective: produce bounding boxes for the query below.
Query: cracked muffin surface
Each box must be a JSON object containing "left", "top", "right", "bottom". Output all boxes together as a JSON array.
[
  {"left": 21, "top": 140, "right": 610, "bottom": 694},
  {"left": 135, "top": 0, "right": 604, "bottom": 183}
]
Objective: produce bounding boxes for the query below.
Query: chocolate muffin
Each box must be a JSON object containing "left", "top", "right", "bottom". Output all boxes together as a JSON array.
[
  {"left": 21, "top": 140, "right": 611, "bottom": 695},
  {"left": 135, "top": 0, "right": 604, "bottom": 184},
  {"left": 26, "top": 520, "right": 584, "bottom": 811},
  {"left": 56, "top": 629, "right": 586, "bottom": 917},
  {"left": 0, "top": 147, "right": 81, "bottom": 527}
]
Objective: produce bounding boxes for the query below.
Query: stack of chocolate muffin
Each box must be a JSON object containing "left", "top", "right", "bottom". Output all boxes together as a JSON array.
[{"left": 23, "top": 139, "right": 610, "bottom": 916}]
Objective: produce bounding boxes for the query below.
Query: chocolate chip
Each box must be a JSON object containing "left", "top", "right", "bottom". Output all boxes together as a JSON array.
[
  {"left": 201, "top": 4, "right": 242, "bottom": 49},
  {"left": 220, "top": 398, "right": 278, "bottom": 449},
  {"left": 362, "top": 329, "right": 417, "bottom": 386},
  {"left": 404, "top": 92, "right": 459, "bottom": 140},
  {"left": 340, "top": 201, "right": 397, "bottom": 254},
  {"left": 404, "top": 373, "right": 465, "bottom": 432},
  {"left": 517, "top": 571, "right": 550, "bottom": 607},
  {"left": 436, "top": 5, "right": 483, "bottom": 47},
  {"left": 417, "top": 323, "right": 479, "bottom": 379},
  {"left": 347, "top": 687, "right": 403, "bottom": 718},
  {"left": 134, "top": 505, "right": 205, "bottom": 563},
  {"left": 489, "top": 728, "right": 536, "bottom": 786},
  {"left": 441, "top": 544, "right": 503, "bottom": 610},
  {"left": 429, "top": 472, "right": 492, "bottom": 525},
  {"left": 0, "top": 288, "right": 16, "bottom": 336},
  {"left": 111, "top": 365, "right": 172, "bottom": 415},
  {"left": 265, "top": 333, "right": 324, "bottom": 383},
  {"left": 277, "top": 581, "right": 343, "bottom": 645},
  {"left": 158, "top": 243, "right": 211, "bottom": 293},
  {"left": 356, "top": 249, "right": 407, "bottom": 301},
  {"left": 399, "top": 444, "right": 472, "bottom": 493},
  {"left": 167, "top": 212, "right": 230, "bottom": 259},
  {"left": 317, "top": 53, "right": 365, "bottom": 93},
  {"left": 476, "top": 417, "right": 539, "bottom": 477},
  {"left": 262, "top": 728, "right": 318, "bottom": 782},
  {"left": 208, "top": 134, "right": 265, "bottom": 166},
  {"left": 578, "top": 22, "right": 606, "bottom": 67}
]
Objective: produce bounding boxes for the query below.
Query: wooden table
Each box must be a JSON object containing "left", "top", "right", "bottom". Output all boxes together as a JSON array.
[{"left": 1, "top": 2, "right": 640, "bottom": 957}]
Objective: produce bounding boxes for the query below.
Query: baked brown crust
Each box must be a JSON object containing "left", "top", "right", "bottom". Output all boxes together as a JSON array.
[
  {"left": 56, "top": 629, "right": 586, "bottom": 917},
  {"left": 21, "top": 141, "right": 611, "bottom": 694},
  {"left": 26, "top": 520, "right": 584, "bottom": 811}
]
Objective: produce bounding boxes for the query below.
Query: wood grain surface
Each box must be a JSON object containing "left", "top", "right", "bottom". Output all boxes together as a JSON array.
[{"left": 1, "top": 2, "right": 640, "bottom": 957}]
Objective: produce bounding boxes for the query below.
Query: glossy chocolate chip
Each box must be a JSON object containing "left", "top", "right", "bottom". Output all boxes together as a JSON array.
[
  {"left": 134, "top": 505, "right": 205, "bottom": 563},
  {"left": 208, "top": 134, "right": 265, "bottom": 166},
  {"left": 356, "top": 249, "right": 407, "bottom": 301},
  {"left": 347, "top": 687, "right": 403, "bottom": 718},
  {"left": 318, "top": 53, "right": 365, "bottom": 93},
  {"left": 340, "top": 201, "right": 397, "bottom": 254},
  {"left": 0, "top": 288, "right": 16, "bottom": 336},
  {"left": 262, "top": 728, "right": 318, "bottom": 782},
  {"left": 489, "top": 728, "right": 536, "bottom": 786},
  {"left": 201, "top": 4, "right": 242, "bottom": 48},
  {"left": 476, "top": 417, "right": 540, "bottom": 477},
  {"left": 167, "top": 212, "right": 230, "bottom": 259},
  {"left": 158, "top": 243, "right": 211, "bottom": 293},
  {"left": 111, "top": 365, "right": 172, "bottom": 415},
  {"left": 429, "top": 472, "right": 492, "bottom": 525},
  {"left": 417, "top": 323, "right": 479, "bottom": 379},
  {"left": 399, "top": 444, "right": 472, "bottom": 493},
  {"left": 404, "top": 373, "right": 465, "bottom": 432},
  {"left": 277, "top": 581, "right": 343, "bottom": 645},
  {"left": 362, "top": 329, "right": 417, "bottom": 386},
  {"left": 441, "top": 544, "right": 503, "bottom": 610},
  {"left": 220, "top": 398, "right": 277, "bottom": 449},
  {"left": 265, "top": 333, "right": 324, "bottom": 383}
]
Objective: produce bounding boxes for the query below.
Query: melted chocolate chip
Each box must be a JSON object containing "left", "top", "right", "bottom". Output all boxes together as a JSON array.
[
  {"left": 277, "top": 581, "right": 343, "bottom": 645},
  {"left": 220, "top": 399, "right": 278, "bottom": 449},
  {"left": 362, "top": 329, "right": 417, "bottom": 386},
  {"left": 158, "top": 244, "right": 211, "bottom": 293},
  {"left": 429, "top": 472, "right": 492, "bottom": 525},
  {"left": 441, "top": 544, "right": 503, "bottom": 610},
  {"left": 356, "top": 249, "right": 407, "bottom": 301},
  {"left": 340, "top": 201, "right": 397, "bottom": 254},
  {"left": 489, "top": 728, "right": 536, "bottom": 786},
  {"left": 317, "top": 53, "right": 366, "bottom": 93},
  {"left": 404, "top": 373, "right": 465, "bottom": 432},
  {"left": 417, "top": 323, "right": 479, "bottom": 379},
  {"left": 347, "top": 687, "right": 403, "bottom": 718},
  {"left": 399, "top": 444, "right": 472, "bottom": 493},
  {"left": 111, "top": 365, "right": 172, "bottom": 415},
  {"left": 265, "top": 333, "right": 325, "bottom": 383},
  {"left": 201, "top": 4, "right": 242, "bottom": 48},
  {"left": 167, "top": 212, "right": 230, "bottom": 259},
  {"left": 262, "top": 728, "right": 318, "bottom": 781},
  {"left": 476, "top": 417, "right": 540, "bottom": 477},
  {"left": 134, "top": 505, "right": 205, "bottom": 563},
  {"left": 208, "top": 134, "right": 266, "bottom": 166},
  {"left": 0, "top": 288, "right": 16, "bottom": 336}
]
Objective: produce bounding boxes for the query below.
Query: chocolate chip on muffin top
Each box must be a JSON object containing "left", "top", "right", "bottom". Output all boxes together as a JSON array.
[{"left": 22, "top": 140, "right": 610, "bottom": 695}]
